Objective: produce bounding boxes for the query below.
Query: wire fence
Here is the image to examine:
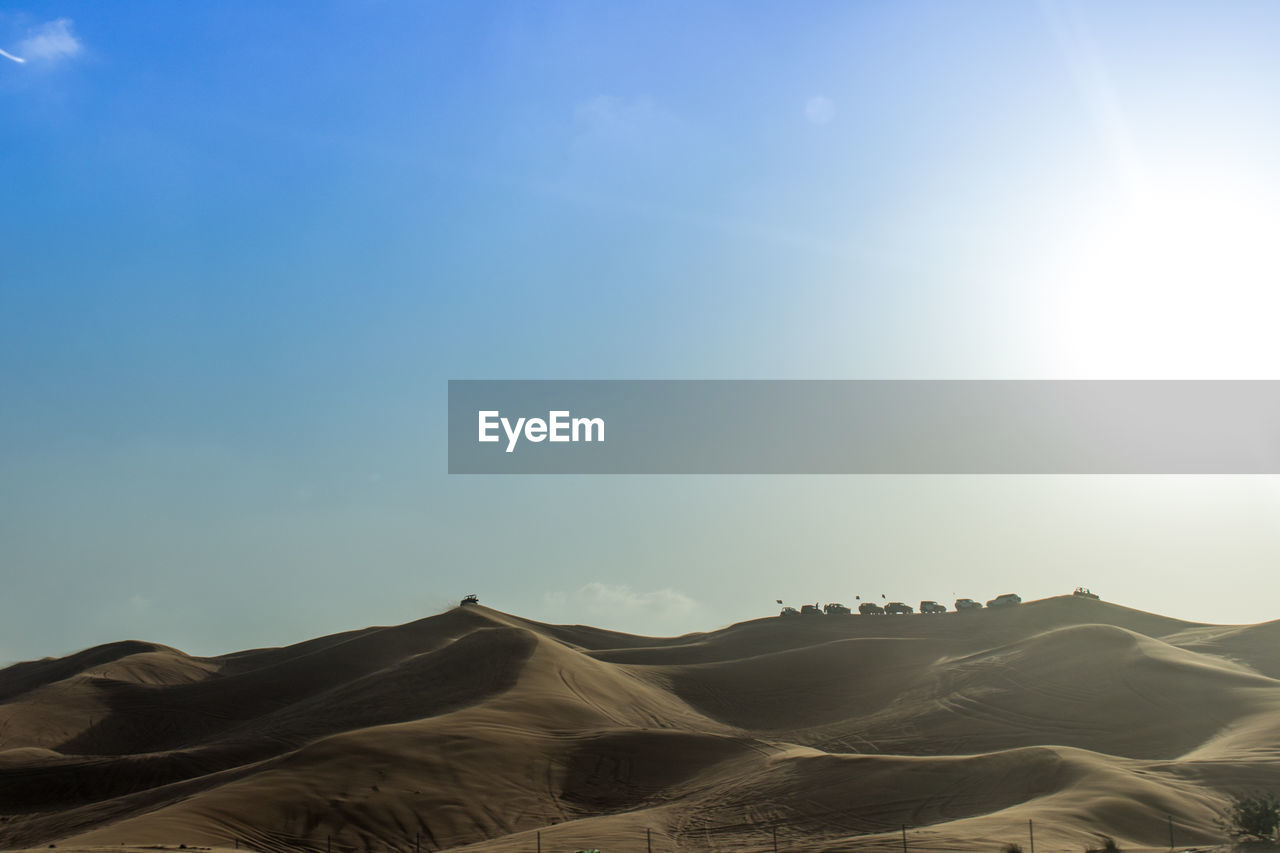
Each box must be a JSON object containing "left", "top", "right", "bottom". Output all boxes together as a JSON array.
[{"left": 154, "top": 813, "right": 1205, "bottom": 853}]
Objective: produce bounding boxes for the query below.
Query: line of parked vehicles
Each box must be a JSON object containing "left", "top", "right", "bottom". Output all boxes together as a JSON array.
[{"left": 778, "top": 593, "right": 1022, "bottom": 617}]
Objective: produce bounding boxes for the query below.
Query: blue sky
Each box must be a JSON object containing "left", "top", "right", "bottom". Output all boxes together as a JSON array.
[{"left": 4, "top": 2, "right": 1280, "bottom": 663}]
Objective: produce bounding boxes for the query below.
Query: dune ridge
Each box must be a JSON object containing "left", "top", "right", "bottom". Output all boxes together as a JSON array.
[{"left": 0, "top": 596, "right": 1274, "bottom": 853}]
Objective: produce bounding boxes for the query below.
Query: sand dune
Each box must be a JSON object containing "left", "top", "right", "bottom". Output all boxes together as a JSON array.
[{"left": 0, "top": 596, "right": 1275, "bottom": 852}]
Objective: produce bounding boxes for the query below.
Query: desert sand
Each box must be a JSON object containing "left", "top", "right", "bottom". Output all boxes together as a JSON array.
[{"left": 2, "top": 596, "right": 1277, "bottom": 853}]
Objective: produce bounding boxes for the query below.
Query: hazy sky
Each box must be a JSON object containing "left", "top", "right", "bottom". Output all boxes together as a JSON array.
[{"left": 4, "top": 2, "right": 1280, "bottom": 664}]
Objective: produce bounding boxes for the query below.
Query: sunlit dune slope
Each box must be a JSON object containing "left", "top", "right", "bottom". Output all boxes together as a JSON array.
[{"left": 0, "top": 596, "right": 1274, "bottom": 853}]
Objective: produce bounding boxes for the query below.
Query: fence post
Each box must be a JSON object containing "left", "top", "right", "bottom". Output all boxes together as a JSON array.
[
  {"left": 1029, "top": 818, "right": 1036, "bottom": 853},
  {"left": 901, "top": 824, "right": 908, "bottom": 853},
  {"left": 537, "top": 830, "right": 541, "bottom": 853},
  {"left": 647, "top": 827, "right": 652, "bottom": 853}
]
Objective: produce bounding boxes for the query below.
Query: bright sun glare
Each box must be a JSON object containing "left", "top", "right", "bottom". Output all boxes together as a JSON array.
[{"left": 1048, "top": 175, "right": 1280, "bottom": 377}]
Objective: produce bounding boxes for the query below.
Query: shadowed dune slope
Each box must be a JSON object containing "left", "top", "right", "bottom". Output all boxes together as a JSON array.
[{"left": 0, "top": 597, "right": 1275, "bottom": 853}]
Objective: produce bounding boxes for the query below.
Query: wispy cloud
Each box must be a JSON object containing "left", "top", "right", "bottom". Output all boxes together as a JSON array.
[
  {"left": 544, "top": 582, "right": 697, "bottom": 622},
  {"left": 572, "top": 94, "right": 685, "bottom": 154},
  {"left": 3, "top": 18, "right": 82, "bottom": 65},
  {"left": 804, "top": 95, "right": 836, "bottom": 125},
  {"left": 1037, "top": 0, "right": 1140, "bottom": 194},
  {"left": 575, "top": 95, "right": 657, "bottom": 131}
]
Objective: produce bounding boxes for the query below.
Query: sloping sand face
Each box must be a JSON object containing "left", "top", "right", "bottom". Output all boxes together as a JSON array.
[{"left": 0, "top": 596, "right": 1273, "bottom": 852}]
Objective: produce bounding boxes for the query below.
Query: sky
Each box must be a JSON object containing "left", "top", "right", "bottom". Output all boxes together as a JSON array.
[{"left": 4, "top": 1, "right": 1280, "bottom": 663}]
